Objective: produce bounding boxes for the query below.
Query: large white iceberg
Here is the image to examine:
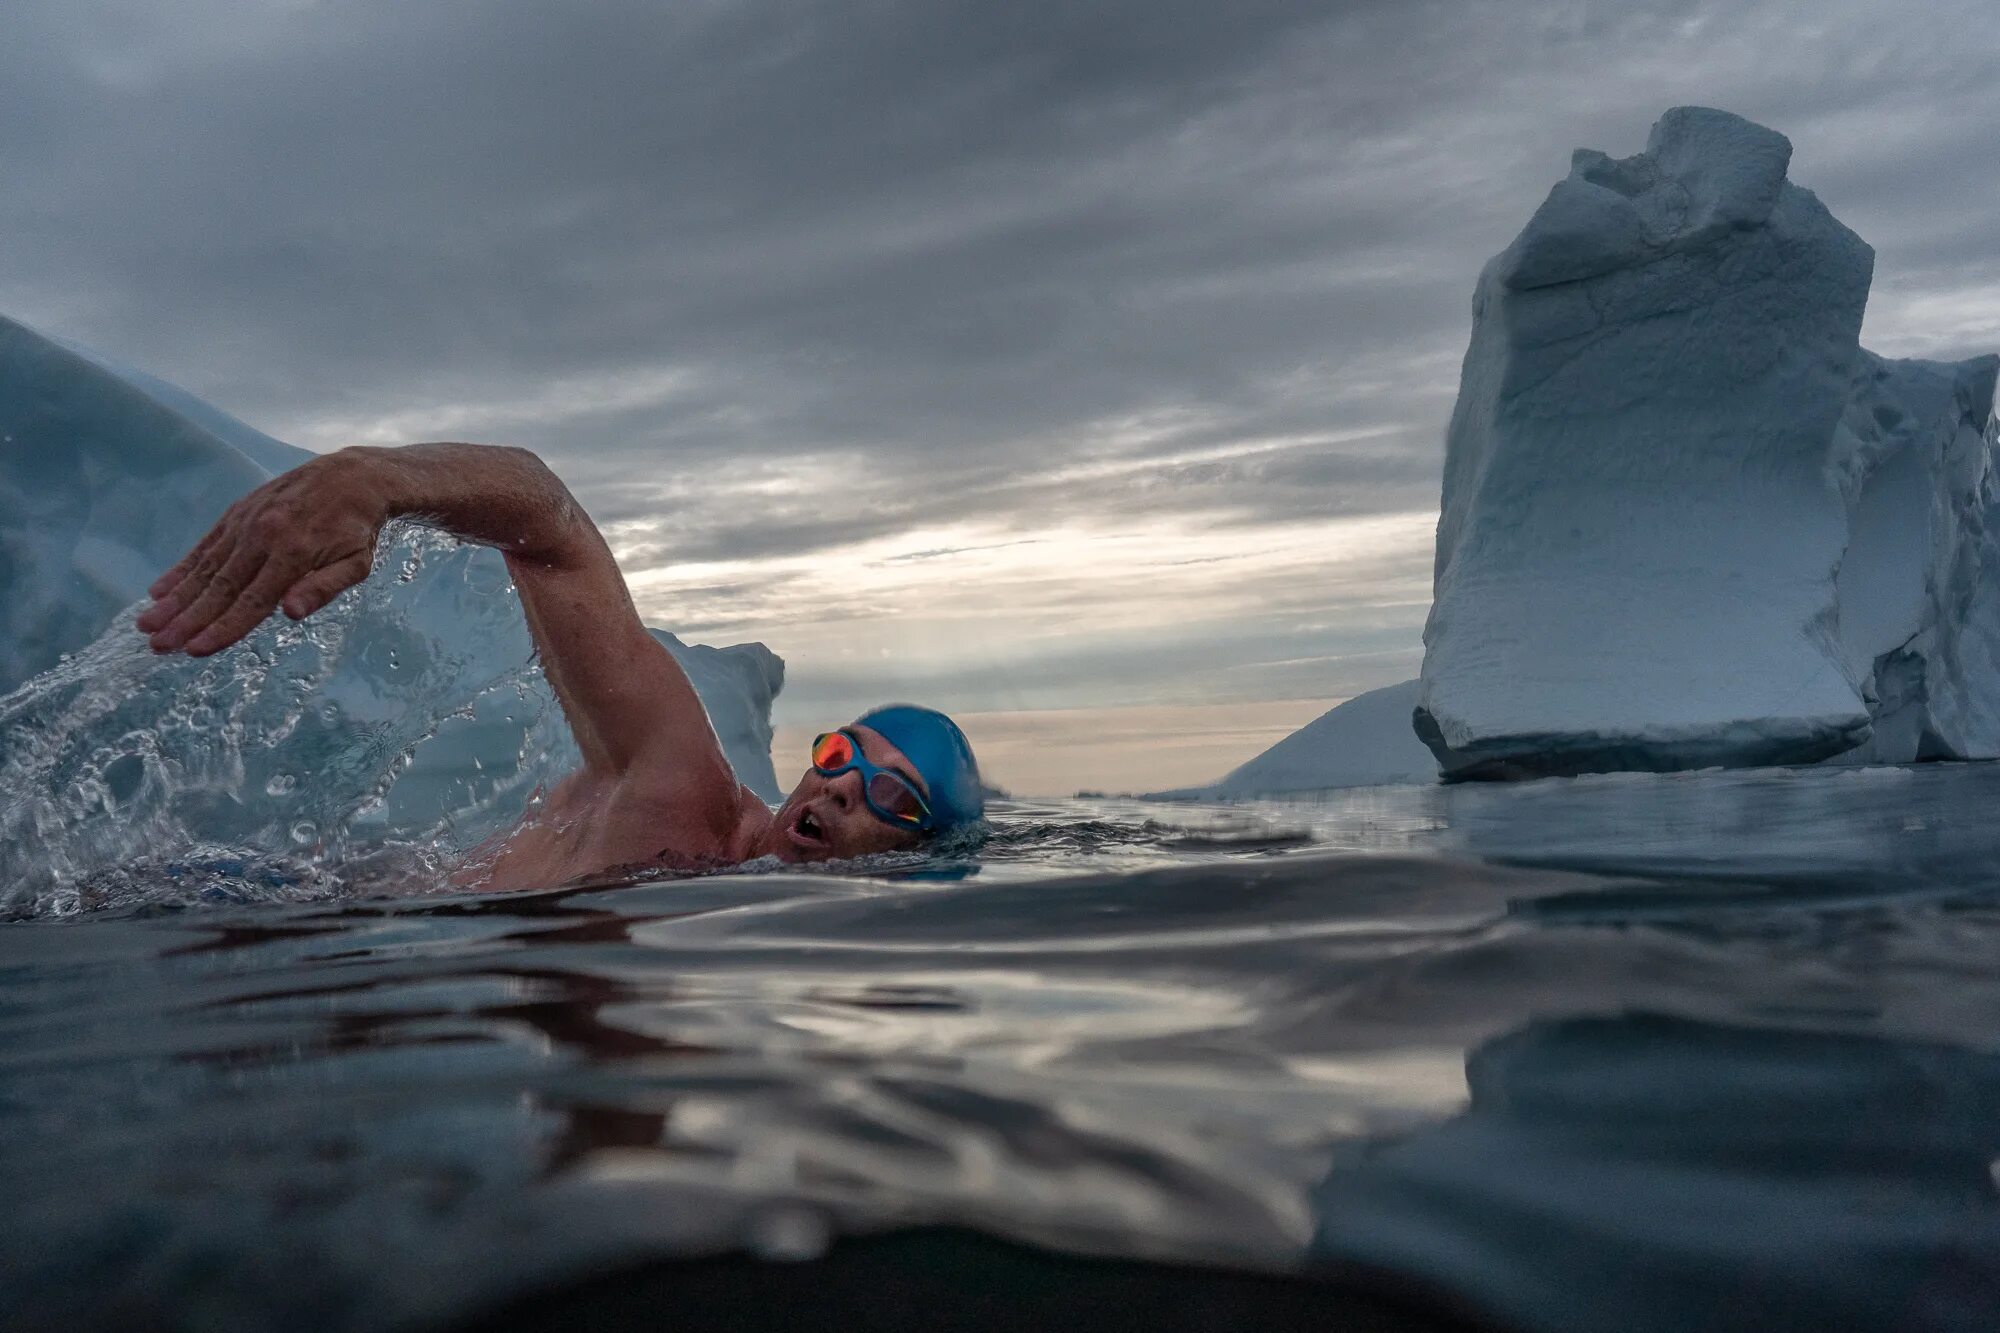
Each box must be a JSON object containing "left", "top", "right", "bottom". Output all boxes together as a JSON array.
[
  {"left": 1415, "top": 107, "right": 2000, "bottom": 778},
  {"left": 0, "top": 314, "right": 785, "bottom": 884}
]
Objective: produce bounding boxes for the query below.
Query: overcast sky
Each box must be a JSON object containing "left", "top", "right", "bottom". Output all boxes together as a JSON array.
[{"left": 6, "top": 0, "right": 1998, "bottom": 789}]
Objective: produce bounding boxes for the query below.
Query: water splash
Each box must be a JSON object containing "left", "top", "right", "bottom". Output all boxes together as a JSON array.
[{"left": 0, "top": 524, "right": 579, "bottom": 918}]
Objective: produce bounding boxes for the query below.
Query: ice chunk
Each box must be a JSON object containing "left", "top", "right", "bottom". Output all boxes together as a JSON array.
[
  {"left": 650, "top": 629, "right": 786, "bottom": 800},
  {"left": 1415, "top": 107, "right": 2000, "bottom": 778}
]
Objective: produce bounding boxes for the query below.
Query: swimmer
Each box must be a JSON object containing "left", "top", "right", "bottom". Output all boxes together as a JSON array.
[{"left": 135, "top": 443, "right": 983, "bottom": 888}]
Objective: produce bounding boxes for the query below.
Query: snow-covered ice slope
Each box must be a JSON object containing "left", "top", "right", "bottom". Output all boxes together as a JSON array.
[
  {"left": 0, "top": 313, "right": 785, "bottom": 803},
  {"left": 1415, "top": 107, "right": 1999, "bottom": 779},
  {"left": 1215, "top": 681, "right": 1438, "bottom": 795},
  {"left": 1217, "top": 680, "right": 1438, "bottom": 794}
]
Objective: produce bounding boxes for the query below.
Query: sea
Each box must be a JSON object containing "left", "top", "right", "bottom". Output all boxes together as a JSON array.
[
  {"left": 6, "top": 760, "right": 2000, "bottom": 1332},
  {"left": 2, "top": 526, "right": 1996, "bottom": 1330}
]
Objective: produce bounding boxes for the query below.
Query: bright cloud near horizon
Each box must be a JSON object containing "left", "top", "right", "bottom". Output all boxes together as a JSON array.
[{"left": 6, "top": 0, "right": 1998, "bottom": 792}]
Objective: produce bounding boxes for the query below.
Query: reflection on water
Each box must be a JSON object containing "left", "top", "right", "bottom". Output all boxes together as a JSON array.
[
  {"left": 1318, "top": 1013, "right": 2000, "bottom": 1331},
  {"left": 4, "top": 765, "right": 2000, "bottom": 1330}
]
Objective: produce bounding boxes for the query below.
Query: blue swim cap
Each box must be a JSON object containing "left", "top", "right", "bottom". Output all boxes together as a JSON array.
[{"left": 853, "top": 703, "right": 984, "bottom": 833}]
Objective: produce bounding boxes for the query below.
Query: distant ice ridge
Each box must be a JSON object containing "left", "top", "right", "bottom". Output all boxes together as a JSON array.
[
  {"left": 1149, "top": 680, "right": 1438, "bottom": 798},
  {"left": 0, "top": 315, "right": 784, "bottom": 908},
  {"left": 1415, "top": 107, "right": 2000, "bottom": 779}
]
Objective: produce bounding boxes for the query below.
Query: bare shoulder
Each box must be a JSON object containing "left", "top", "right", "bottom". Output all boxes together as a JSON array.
[{"left": 604, "top": 766, "right": 768, "bottom": 860}]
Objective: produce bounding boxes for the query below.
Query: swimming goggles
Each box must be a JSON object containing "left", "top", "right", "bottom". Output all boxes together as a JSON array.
[{"left": 811, "top": 730, "right": 935, "bottom": 832}]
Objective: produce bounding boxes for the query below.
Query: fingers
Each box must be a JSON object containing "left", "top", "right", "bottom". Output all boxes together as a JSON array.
[
  {"left": 281, "top": 552, "right": 374, "bottom": 621},
  {"left": 147, "top": 530, "right": 213, "bottom": 601},
  {"left": 138, "top": 519, "right": 237, "bottom": 634},
  {"left": 182, "top": 557, "right": 309, "bottom": 657},
  {"left": 138, "top": 546, "right": 214, "bottom": 633},
  {"left": 146, "top": 545, "right": 269, "bottom": 654},
  {"left": 134, "top": 596, "right": 177, "bottom": 636},
  {"left": 146, "top": 555, "right": 194, "bottom": 604},
  {"left": 143, "top": 500, "right": 241, "bottom": 604},
  {"left": 137, "top": 468, "right": 379, "bottom": 656},
  {"left": 147, "top": 523, "right": 219, "bottom": 600}
]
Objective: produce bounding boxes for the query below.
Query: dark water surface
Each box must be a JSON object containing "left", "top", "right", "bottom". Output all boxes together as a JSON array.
[{"left": 6, "top": 765, "right": 2000, "bottom": 1331}]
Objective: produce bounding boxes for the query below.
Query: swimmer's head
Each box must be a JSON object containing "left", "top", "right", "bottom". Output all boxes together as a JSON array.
[
  {"left": 852, "top": 704, "right": 984, "bottom": 833},
  {"left": 772, "top": 703, "right": 984, "bottom": 863}
]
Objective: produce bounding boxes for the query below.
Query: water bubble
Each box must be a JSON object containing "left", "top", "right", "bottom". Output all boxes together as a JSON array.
[
  {"left": 289, "top": 820, "right": 319, "bottom": 846},
  {"left": 266, "top": 774, "right": 298, "bottom": 797},
  {"left": 744, "top": 1204, "right": 831, "bottom": 1263},
  {"left": 102, "top": 753, "right": 146, "bottom": 804}
]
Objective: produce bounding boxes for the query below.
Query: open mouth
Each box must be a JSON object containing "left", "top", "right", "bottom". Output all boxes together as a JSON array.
[{"left": 789, "top": 807, "right": 828, "bottom": 850}]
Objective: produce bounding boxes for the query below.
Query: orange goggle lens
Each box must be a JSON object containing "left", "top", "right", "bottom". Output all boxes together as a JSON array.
[
  {"left": 810, "top": 731, "right": 929, "bottom": 828},
  {"left": 811, "top": 731, "right": 855, "bottom": 769}
]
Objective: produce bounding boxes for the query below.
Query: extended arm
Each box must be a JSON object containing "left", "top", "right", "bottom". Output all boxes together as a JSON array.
[{"left": 138, "top": 444, "right": 734, "bottom": 790}]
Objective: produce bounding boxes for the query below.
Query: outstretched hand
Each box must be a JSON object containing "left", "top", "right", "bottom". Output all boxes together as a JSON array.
[{"left": 137, "top": 451, "right": 390, "bottom": 656}]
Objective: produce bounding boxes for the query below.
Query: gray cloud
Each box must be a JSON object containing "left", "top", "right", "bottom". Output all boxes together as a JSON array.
[
  {"left": 774, "top": 621, "right": 1430, "bottom": 718},
  {"left": 600, "top": 423, "right": 1440, "bottom": 570},
  {"left": 5, "top": 0, "right": 1997, "bottom": 720}
]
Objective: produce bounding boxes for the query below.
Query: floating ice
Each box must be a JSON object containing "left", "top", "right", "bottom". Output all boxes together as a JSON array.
[{"left": 1415, "top": 107, "right": 2000, "bottom": 778}]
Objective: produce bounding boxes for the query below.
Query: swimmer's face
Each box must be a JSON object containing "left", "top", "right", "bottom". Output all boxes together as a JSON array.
[{"left": 772, "top": 723, "right": 928, "bottom": 863}]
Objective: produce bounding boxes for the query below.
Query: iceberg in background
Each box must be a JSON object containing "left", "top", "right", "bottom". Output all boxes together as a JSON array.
[
  {"left": 1213, "top": 680, "right": 1438, "bottom": 794},
  {"left": 0, "top": 314, "right": 310, "bottom": 694},
  {"left": 1414, "top": 107, "right": 1999, "bottom": 779},
  {"left": 0, "top": 315, "right": 784, "bottom": 908},
  {"left": 1149, "top": 680, "right": 1439, "bottom": 798}
]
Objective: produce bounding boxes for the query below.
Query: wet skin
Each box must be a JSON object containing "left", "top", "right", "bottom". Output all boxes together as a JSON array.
[{"left": 137, "top": 442, "right": 925, "bottom": 889}]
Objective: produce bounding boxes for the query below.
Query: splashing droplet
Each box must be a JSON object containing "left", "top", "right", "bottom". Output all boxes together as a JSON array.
[{"left": 0, "top": 522, "right": 578, "bottom": 919}]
